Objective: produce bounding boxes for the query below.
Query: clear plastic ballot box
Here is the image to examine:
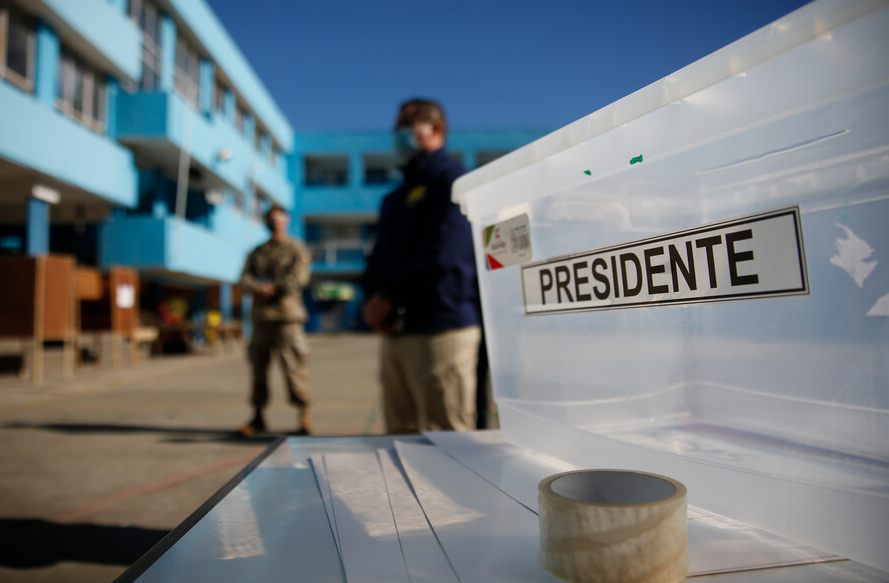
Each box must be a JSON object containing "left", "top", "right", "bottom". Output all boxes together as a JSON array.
[{"left": 453, "top": 0, "right": 888, "bottom": 572}]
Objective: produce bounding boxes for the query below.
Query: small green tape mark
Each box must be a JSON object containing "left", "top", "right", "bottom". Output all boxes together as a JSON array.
[
  {"left": 483, "top": 225, "right": 495, "bottom": 246},
  {"left": 584, "top": 170, "right": 592, "bottom": 175},
  {"left": 630, "top": 155, "right": 643, "bottom": 165}
]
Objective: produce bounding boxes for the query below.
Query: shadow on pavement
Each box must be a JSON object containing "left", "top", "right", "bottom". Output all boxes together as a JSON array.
[
  {"left": 0, "top": 355, "right": 23, "bottom": 374},
  {"left": 1, "top": 422, "right": 279, "bottom": 445},
  {"left": 0, "top": 518, "right": 166, "bottom": 568}
]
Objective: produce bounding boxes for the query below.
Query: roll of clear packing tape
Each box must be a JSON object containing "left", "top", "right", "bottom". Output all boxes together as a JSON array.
[{"left": 539, "top": 469, "right": 687, "bottom": 583}]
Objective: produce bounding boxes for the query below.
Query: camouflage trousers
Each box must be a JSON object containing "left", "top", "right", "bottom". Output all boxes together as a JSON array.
[{"left": 248, "top": 320, "right": 310, "bottom": 409}]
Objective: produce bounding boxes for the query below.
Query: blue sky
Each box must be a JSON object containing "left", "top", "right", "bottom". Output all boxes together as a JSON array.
[{"left": 206, "top": 0, "right": 812, "bottom": 134}]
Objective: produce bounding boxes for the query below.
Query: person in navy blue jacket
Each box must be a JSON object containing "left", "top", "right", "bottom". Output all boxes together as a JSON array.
[{"left": 362, "top": 99, "right": 481, "bottom": 433}]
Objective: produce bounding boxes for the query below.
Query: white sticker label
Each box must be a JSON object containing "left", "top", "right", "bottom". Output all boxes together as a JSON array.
[
  {"left": 483, "top": 213, "right": 533, "bottom": 270},
  {"left": 116, "top": 283, "right": 135, "bottom": 309},
  {"left": 521, "top": 206, "right": 808, "bottom": 315}
]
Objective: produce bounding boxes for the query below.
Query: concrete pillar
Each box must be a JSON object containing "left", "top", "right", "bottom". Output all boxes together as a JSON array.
[
  {"left": 241, "top": 294, "right": 252, "bottom": 339},
  {"left": 159, "top": 15, "right": 176, "bottom": 92},
  {"left": 349, "top": 152, "right": 362, "bottom": 188},
  {"left": 105, "top": 78, "right": 119, "bottom": 140},
  {"left": 220, "top": 283, "right": 233, "bottom": 322},
  {"left": 34, "top": 21, "right": 59, "bottom": 108},
  {"left": 199, "top": 59, "right": 213, "bottom": 116},
  {"left": 26, "top": 197, "right": 50, "bottom": 256},
  {"left": 145, "top": 170, "right": 170, "bottom": 218}
]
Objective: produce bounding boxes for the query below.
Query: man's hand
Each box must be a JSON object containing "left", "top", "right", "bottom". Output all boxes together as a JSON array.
[
  {"left": 252, "top": 282, "right": 276, "bottom": 302},
  {"left": 363, "top": 294, "right": 394, "bottom": 334}
]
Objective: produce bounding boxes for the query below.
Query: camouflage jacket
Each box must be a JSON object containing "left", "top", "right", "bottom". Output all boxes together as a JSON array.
[{"left": 240, "top": 237, "right": 312, "bottom": 322}]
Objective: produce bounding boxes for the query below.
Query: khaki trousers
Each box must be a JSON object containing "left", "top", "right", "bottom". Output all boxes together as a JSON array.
[
  {"left": 380, "top": 326, "right": 481, "bottom": 433},
  {"left": 248, "top": 320, "right": 310, "bottom": 410}
]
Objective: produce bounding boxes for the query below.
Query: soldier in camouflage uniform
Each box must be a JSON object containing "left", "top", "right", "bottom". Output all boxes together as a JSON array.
[{"left": 238, "top": 205, "right": 313, "bottom": 436}]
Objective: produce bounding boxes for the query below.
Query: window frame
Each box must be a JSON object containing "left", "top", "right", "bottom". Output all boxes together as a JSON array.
[
  {"left": 130, "top": 0, "right": 162, "bottom": 92},
  {"left": 304, "top": 154, "right": 350, "bottom": 187},
  {"left": 213, "top": 79, "right": 226, "bottom": 115},
  {"left": 235, "top": 103, "right": 246, "bottom": 134},
  {"left": 174, "top": 35, "right": 200, "bottom": 108},
  {"left": 0, "top": 3, "right": 36, "bottom": 92},
  {"left": 252, "top": 189, "right": 270, "bottom": 223},
  {"left": 57, "top": 47, "right": 106, "bottom": 134},
  {"left": 255, "top": 127, "right": 263, "bottom": 152}
]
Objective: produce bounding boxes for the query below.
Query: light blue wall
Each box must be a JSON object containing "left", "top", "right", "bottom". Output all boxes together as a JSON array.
[
  {"left": 100, "top": 214, "right": 267, "bottom": 283},
  {"left": 34, "top": 21, "right": 59, "bottom": 108},
  {"left": 293, "top": 130, "right": 548, "bottom": 217},
  {"left": 0, "top": 83, "right": 138, "bottom": 207},
  {"left": 39, "top": 0, "right": 141, "bottom": 82},
  {"left": 116, "top": 92, "right": 293, "bottom": 209},
  {"left": 292, "top": 132, "right": 395, "bottom": 218},
  {"left": 302, "top": 187, "right": 390, "bottom": 217},
  {"left": 166, "top": 0, "right": 293, "bottom": 151}
]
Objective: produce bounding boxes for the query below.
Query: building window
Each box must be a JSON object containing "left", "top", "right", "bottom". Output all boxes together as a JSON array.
[
  {"left": 174, "top": 36, "right": 200, "bottom": 107},
  {"left": 129, "top": 0, "right": 161, "bottom": 91},
  {"left": 57, "top": 48, "right": 106, "bottom": 133},
  {"left": 214, "top": 80, "right": 226, "bottom": 114},
  {"left": 0, "top": 3, "right": 35, "bottom": 92},
  {"left": 269, "top": 147, "right": 278, "bottom": 170},
  {"left": 363, "top": 153, "right": 399, "bottom": 185},
  {"left": 304, "top": 155, "right": 349, "bottom": 187},
  {"left": 253, "top": 190, "right": 270, "bottom": 223},
  {"left": 255, "top": 127, "right": 264, "bottom": 152},
  {"left": 235, "top": 103, "right": 246, "bottom": 134}
]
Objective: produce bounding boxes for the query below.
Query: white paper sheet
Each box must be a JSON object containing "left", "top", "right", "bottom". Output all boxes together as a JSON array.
[
  {"left": 424, "top": 430, "right": 842, "bottom": 576},
  {"left": 309, "top": 455, "right": 341, "bottom": 557},
  {"left": 377, "top": 449, "right": 461, "bottom": 583},
  {"left": 424, "top": 430, "right": 574, "bottom": 513},
  {"left": 395, "top": 441, "right": 562, "bottom": 583},
  {"left": 324, "top": 453, "right": 410, "bottom": 583}
]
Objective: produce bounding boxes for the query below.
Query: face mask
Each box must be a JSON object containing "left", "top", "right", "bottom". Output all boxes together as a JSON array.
[{"left": 394, "top": 128, "right": 420, "bottom": 163}]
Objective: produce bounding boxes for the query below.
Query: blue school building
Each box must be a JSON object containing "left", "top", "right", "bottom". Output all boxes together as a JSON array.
[{"left": 0, "top": 0, "right": 545, "bottom": 334}]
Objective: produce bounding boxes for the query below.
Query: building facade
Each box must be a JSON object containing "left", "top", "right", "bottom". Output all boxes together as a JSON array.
[
  {"left": 0, "top": 0, "right": 293, "bottom": 332},
  {"left": 0, "top": 0, "right": 545, "bottom": 336}
]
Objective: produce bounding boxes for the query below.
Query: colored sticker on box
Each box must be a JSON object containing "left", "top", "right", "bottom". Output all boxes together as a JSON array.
[
  {"left": 483, "top": 213, "right": 533, "bottom": 270},
  {"left": 521, "top": 206, "right": 809, "bottom": 315}
]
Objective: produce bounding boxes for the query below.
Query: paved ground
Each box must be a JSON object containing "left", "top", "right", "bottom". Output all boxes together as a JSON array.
[{"left": 0, "top": 333, "right": 386, "bottom": 583}]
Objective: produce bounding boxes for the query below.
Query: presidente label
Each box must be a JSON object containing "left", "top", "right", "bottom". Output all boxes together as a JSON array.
[{"left": 521, "top": 206, "right": 808, "bottom": 315}]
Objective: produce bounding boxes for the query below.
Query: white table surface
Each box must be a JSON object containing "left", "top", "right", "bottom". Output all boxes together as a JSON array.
[{"left": 115, "top": 434, "right": 888, "bottom": 583}]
